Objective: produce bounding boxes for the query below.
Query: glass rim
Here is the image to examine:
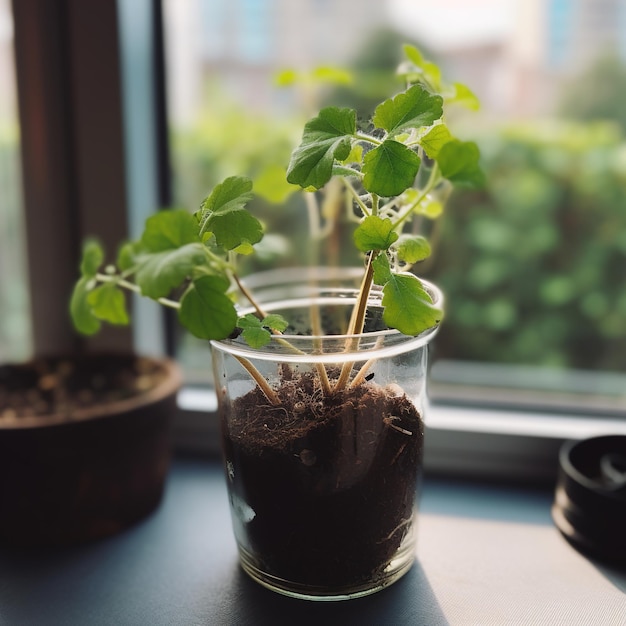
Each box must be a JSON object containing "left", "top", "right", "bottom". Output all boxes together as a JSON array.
[{"left": 211, "top": 277, "right": 443, "bottom": 363}]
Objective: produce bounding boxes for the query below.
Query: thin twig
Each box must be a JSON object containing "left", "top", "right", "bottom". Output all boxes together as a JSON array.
[{"left": 233, "top": 355, "right": 281, "bottom": 405}]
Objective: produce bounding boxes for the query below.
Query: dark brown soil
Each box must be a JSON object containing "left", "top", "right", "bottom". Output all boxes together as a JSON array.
[
  {"left": 0, "top": 354, "right": 169, "bottom": 420},
  {"left": 221, "top": 370, "right": 424, "bottom": 589}
]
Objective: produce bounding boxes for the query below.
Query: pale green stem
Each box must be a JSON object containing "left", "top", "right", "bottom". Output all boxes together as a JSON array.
[
  {"left": 334, "top": 251, "right": 378, "bottom": 392},
  {"left": 342, "top": 178, "right": 371, "bottom": 217},
  {"left": 355, "top": 132, "right": 383, "bottom": 146},
  {"left": 95, "top": 273, "right": 180, "bottom": 310}
]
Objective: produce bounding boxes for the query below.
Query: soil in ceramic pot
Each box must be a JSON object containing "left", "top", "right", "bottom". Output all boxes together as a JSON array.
[
  {"left": 222, "top": 369, "right": 424, "bottom": 589},
  {"left": 0, "top": 355, "right": 168, "bottom": 420},
  {"left": 0, "top": 354, "right": 177, "bottom": 547}
]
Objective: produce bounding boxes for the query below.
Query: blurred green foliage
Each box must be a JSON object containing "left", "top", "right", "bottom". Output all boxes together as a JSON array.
[{"left": 427, "top": 121, "right": 626, "bottom": 371}]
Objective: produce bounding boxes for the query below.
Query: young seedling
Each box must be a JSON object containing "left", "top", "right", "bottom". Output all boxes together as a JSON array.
[{"left": 71, "top": 45, "right": 483, "bottom": 400}]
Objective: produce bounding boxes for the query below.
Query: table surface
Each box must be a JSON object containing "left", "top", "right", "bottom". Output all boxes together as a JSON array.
[{"left": 1, "top": 457, "right": 624, "bottom": 625}]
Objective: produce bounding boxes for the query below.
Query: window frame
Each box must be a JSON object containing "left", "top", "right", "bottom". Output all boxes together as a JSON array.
[{"left": 11, "top": 0, "right": 626, "bottom": 487}]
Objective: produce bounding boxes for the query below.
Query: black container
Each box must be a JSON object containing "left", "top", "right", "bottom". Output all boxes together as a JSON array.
[{"left": 552, "top": 435, "right": 626, "bottom": 562}]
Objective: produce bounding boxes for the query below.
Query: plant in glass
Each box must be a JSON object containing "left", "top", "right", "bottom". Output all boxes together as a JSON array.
[{"left": 71, "top": 45, "right": 483, "bottom": 600}]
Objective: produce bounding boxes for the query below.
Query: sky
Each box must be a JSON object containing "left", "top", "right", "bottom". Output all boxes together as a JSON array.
[{"left": 388, "top": 0, "right": 517, "bottom": 50}]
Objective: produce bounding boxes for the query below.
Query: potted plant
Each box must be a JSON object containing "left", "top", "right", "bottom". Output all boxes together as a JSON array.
[
  {"left": 70, "top": 46, "right": 483, "bottom": 599},
  {"left": 0, "top": 352, "right": 181, "bottom": 547}
]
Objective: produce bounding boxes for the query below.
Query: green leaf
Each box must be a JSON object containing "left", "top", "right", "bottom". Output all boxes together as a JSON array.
[
  {"left": 178, "top": 276, "right": 237, "bottom": 340},
  {"left": 419, "top": 199, "right": 444, "bottom": 219},
  {"left": 237, "top": 313, "right": 263, "bottom": 329},
  {"left": 199, "top": 176, "right": 254, "bottom": 219},
  {"left": 198, "top": 176, "right": 262, "bottom": 250},
  {"left": 117, "top": 241, "right": 138, "bottom": 272},
  {"left": 141, "top": 209, "right": 199, "bottom": 252},
  {"left": 396, "top": 236, "right": 432, "bottom": 264},
  {"left": 354, "top": 216, "right": 399, "bottom": 252},
  {"left": 449, "top": 83, "right": 480, "bottom": 110},
  {"left": 80, "top": 240, "right": 104, "bottom": 278},
  {"left": 373, "top": 84, "right": 443, "bottom": 135},
  {"left": 419, "top": 124, "right": 453, "bottom": 159},
  {"left": 237, "top": 314, "right": 271, "bottom": 348},
  {"left": 403, "top": 44, "right": 424, "bottom": 66},
  {"left": 134, "top": 242, "right": 207, "bottom": 299},
  {"left": 274, "top": 68, "right": 298, "bottom": 87},
  {"left": 286, "top": 106, "right": 356, "bottom": 189},
  {"left": 241, "top": 326, "right": 272, "bottom": 348},
  {"left": 70, "top": 277, "right": 101, "bottom": 335},
  {"left": 262, "top": 313, "right": 289, "bottom": 332},
  {"left": 437, "top": 140, "right": 485, "bottom": 188},
  {"left": 372, "top": 253, "right": 393, "bottom": 286},
  {"left": 362, "top": 140, "right": 421, "bottom": 197},
  {"left": 381, "top": 273, "right": 443, "bottom": 335},
  {"left": 86, "top": 283, "right": 129, "bottom": 325},
  {"left": 311, "top": 66, "right": 352, "bottom": 86},
  {"left": 208, "top": 209, "right": 264, "bottom": 251}
]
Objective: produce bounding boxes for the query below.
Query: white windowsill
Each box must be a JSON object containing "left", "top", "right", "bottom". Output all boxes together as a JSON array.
[{"left": 174, "top": 387, "right": 626, "bottom": 484}]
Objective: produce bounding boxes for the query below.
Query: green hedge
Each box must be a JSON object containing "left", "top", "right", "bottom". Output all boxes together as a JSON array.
[{"left": 427, "top": 122, "right": 626, "bottom": 372}]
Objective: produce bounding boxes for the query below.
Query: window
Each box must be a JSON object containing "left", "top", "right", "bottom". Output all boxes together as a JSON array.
[
  {"left": 0, "top": 0, "right": 30, "bottom": 362},
  {"left": 163, "top": 0, "right": 625, "bottom": 421},
  {"left": 9, "top": 0, "right": 625, "bottom": 482}
]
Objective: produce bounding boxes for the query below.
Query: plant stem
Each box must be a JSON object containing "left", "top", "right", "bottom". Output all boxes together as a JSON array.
[
  {"left": 232, "top": 272, "right": 268, "bottom": 319},
  {"left": 233, "top": 355, "right": 281, "bottom": 405},
  {"left": 334, "top": 251, "right": 378, "bottom": 392},
  {"left": 95, "top": 273, "right": 181, "bottom": 310},
  {"left": 343, "top": 178, "right": 371, "bottom": 217}
]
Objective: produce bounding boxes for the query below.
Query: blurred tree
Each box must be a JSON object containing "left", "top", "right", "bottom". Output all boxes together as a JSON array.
[{"left": 559, "top": 54, "right": 626, "bottom": 132}]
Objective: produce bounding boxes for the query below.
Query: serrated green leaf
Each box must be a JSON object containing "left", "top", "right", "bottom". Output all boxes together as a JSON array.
[
  {"left": 373, "top": 84, "right": 443, "bottom": 135},
  {"left": 437, "top": 140, "right": 485, "bottom": 188},
  {"left": 86, "top": 283, "right": 129, "bottom": 325},
  {"left": 141, "top": 209, "right": 199, "bottom": 252},
  {"left": 197, "top": 176, "right": 262, "bottom": 251},
  {"left": 381, "top": 273, "right": 443, "bottom": 335},
  {"left": 419, "top": 124, "right": 453, "bottom": 159},
  {"left": 237, "top": 313, "right": 262, "bottom": 329},
  {"left": 396, "top": 236, "right": 431, "bottom": 264},
  {"left": 286, "top": 107, "right": 356, "bottom": 189},
  {"left": 362, "top": 140, "right": 421, "bottom": 197},
  {"left": 80, "top": 240, "right": 104, "bottom": 278},
  {"left": 372, "top": 253, "right": 393, "bottom": 286},
  {"left": 70, "top": 277, "right": 101, "bottom": 335},
  {"left": 178, "top": 276, "right": 237, "bottom": 340},
  {"left": 135, "top": 242, "right": 207, "bottom": 299},
  {"left": 242, "top": 327, "right": 271, "bottom": 348},
  {"left": 198, "top": 176, "right": 254, "bottom": 237},
  {"left": 208, "top": 209, "right": 264, "bottom": 251},
  {"left": 354, "top": 216, "right": 399, "bottom": 252},
  {"left": 262, "top": 313, "right": 288, "bottom": 332},
  {"left": 200, "top": 176, "right": 254, "bottom": 216}
]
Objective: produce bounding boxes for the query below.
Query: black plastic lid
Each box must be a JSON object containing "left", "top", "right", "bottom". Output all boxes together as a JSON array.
[{"left": 552, "top": 435, "right": 626, "bottom": 562}]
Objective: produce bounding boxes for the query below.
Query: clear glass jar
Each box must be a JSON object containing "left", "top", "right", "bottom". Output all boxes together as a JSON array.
[{"left": 211, "top": 271, "right": 442, "bottom": 600}]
